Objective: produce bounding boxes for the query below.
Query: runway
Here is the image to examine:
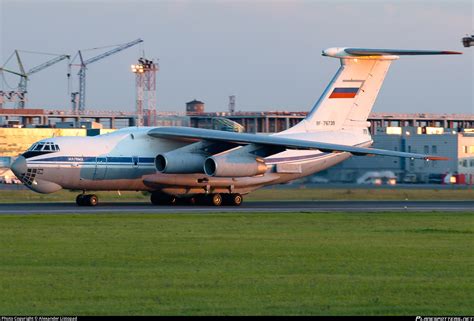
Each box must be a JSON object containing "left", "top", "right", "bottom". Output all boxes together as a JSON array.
[{"left": 0, "top": 200, "right": 472, "bottom": 214}]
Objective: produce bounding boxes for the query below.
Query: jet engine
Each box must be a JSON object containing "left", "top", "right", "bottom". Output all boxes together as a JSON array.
[
  {"left": 204, "top": 154, "right": 267, "bottom": 177},
  {"left": 155, "top": 151, "right": 206, "bottom": 174},
  {"left": 155, "top": 140, "right": 237, "bottom": 174}
]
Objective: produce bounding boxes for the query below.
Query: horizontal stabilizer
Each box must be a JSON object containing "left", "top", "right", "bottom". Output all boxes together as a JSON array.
[
  {"left": 322, "top": 47, "right": 462, "bottom": 58},
  {"left": 344, "top": 48, "right": 462, "bottom": 56}
]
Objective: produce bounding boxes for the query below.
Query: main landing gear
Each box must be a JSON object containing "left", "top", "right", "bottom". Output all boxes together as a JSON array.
[
  {"left": 150, "top": 192, "right": 177, "bottom": 206},
  {"left": 150, "top": 191, "right": 243, "bottom": 206},
  {"left": 197, "top": 193, "right": 243, "bottom": 206},
  {"left": 222, "top": 193, "right": 243, "bottom": 206},
  {"left": 76, "top": 193, "right": 99, "bottom": 206}
]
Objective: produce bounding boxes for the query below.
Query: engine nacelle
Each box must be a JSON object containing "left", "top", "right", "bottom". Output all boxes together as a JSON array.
[
  {"left": 204, "top": 154, "right": 267, "bottom": 177},
  {"left": 155, "top": 152, "right": 206, "bottom": 174}
]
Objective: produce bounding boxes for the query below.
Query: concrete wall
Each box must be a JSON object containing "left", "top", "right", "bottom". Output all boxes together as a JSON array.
[{"left": 0, "top": 128, "right": 97, "bottom": 157}]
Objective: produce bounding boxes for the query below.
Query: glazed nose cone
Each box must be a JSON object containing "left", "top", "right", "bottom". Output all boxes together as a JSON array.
[{"left": 10, "top": 156, "right": 27, "bottom": 177}]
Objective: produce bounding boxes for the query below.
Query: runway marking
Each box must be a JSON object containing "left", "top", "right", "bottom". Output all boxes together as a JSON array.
[{"left": 0, "top": 201, "right": 472, "bottom": 214}]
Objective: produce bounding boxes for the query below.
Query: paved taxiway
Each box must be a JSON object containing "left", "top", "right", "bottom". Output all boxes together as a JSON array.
[{"left": 0, "top": 200, "right": 472, "bottom": 214}]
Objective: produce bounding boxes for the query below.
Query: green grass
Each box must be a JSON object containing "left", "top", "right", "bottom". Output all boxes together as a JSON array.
[
  {"left": 0, "top": 187, "right": 473, "bottom": 203},
  {"left": 0, "top": 211, "right": 472, "bottom": 315}
]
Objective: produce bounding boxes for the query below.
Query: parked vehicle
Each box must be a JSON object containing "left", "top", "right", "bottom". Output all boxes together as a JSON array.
[{"left": 357, "top": 171, "right": 397, "bottom": 185}]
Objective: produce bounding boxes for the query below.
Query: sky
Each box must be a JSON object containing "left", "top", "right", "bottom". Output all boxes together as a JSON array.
[{"left": 0, "top": 0, "right": 472, "bottom": 115}]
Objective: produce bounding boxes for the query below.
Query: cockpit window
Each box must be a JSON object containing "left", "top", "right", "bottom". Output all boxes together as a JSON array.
[{"left": 23, "top": 141, "right": 60, "bottom": 158}]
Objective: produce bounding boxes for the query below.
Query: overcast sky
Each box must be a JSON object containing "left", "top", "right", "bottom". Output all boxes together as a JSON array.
[{"left": 0, "top": 0, "right": 472, "bottom": 115}]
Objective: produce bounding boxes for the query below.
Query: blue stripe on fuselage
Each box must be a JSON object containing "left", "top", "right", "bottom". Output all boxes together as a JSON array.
[{"left": 28, "top": 156, "right": 155, "bottom": 164}]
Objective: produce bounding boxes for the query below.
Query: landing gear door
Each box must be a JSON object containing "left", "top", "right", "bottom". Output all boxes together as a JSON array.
[{"left": 93, "top": 157, "right": 107, "bottom": 180}]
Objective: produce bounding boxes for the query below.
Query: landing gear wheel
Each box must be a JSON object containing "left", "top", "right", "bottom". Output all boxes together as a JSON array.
[
  {"left": 222, "top": 193, "right": 243, "bottom": 206},
  {"left": 150, "top": 192, "right": 162, "bottom": 205},
  {"left": 229, "top": 193, "right": 243, "bottom": 206},
  {"left": 177, "top": 197, "right": 196, "bottom": 206},
  {"left": 195, "top": 195, "right": 208, "bottom": 206},
  {"left": 87, "top": 194, "right": 99, "bottom": 206},
  {"left": 187, "top": 197, "right": 197, "bottom": 205},
  {"left": 210, "top": 193, "right": 223, "bottom": 206},
  {"left": 76, "top": 194, "right": 98, "bottom": 206},
  {"left": 76, "top": 194, "right": 85, "bottom": 206},
  {"left": 151, "top": 192, "right": 177, "bottom": 205},
  {"left": 168, "top": 196, "right": 177, "bottom": 206}
]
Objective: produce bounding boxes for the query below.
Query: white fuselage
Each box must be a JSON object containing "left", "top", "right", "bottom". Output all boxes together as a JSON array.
[{"left": 12, "top": 126, "right": 372, "bottom": 195}]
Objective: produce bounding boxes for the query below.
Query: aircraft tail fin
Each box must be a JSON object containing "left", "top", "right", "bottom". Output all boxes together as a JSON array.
[{"left": 286, "top": 47, "right": 461, "bottom": 133}]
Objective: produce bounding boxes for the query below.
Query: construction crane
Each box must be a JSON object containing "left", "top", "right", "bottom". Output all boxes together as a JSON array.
[
  {"left": 70, "top": 38, "right": 143, "bottom": 114},
  {"left": 1, "top": 50, "right": 70, "bottom": 108}
]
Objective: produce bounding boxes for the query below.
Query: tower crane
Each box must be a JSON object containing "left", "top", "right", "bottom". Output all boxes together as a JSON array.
[
  {"left": 1, "top": 50, "right": 70, "bottom": 108},
  {"left": 70, "top": 38, "right": 143, "bottom": 113}
]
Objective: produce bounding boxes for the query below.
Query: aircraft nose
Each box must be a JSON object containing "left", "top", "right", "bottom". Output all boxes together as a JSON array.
[{"left": 10, "top": 156, "right": 27, "bottom": 177}]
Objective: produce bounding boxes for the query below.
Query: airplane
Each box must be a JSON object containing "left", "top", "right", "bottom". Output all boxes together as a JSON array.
[{"left": 10, "top": 47, "right": 461, "bottom": 207}]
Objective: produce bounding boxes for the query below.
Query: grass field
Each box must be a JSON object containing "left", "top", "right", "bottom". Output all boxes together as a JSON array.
[
  {"left": 0, "top": 211, "right": 472, "bottom": 315},
  {"left": 0, "top": 186, "right": 473, "bottom": 203}
]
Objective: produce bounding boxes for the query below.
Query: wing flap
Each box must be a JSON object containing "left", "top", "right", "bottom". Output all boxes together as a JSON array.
[{"left": 148, "top": 127, "right": 448, "bottom": 161}]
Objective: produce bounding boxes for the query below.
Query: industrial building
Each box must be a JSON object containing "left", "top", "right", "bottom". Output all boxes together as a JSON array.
[{"left": 322, "top": 127, "right": 474, "bottom": 184}]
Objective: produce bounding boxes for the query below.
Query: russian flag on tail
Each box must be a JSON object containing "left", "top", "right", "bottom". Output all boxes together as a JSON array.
[{"left": 329, "top": 87, "right": 360, "bottom": 99}]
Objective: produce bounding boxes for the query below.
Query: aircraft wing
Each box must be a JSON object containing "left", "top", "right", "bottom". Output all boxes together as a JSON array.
[{"left": 148, "top": 127, "right": 448, "bottom": 160}]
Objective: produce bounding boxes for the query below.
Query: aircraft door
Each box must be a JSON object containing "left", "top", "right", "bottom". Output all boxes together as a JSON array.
[{"left": 93, "top": 157, "right": 107, "bottom": 180}]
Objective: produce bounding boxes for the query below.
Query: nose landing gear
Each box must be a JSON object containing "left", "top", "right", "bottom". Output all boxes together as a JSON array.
[{"left": 76, "top": 194, "right": 99, "bottom": 206}]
